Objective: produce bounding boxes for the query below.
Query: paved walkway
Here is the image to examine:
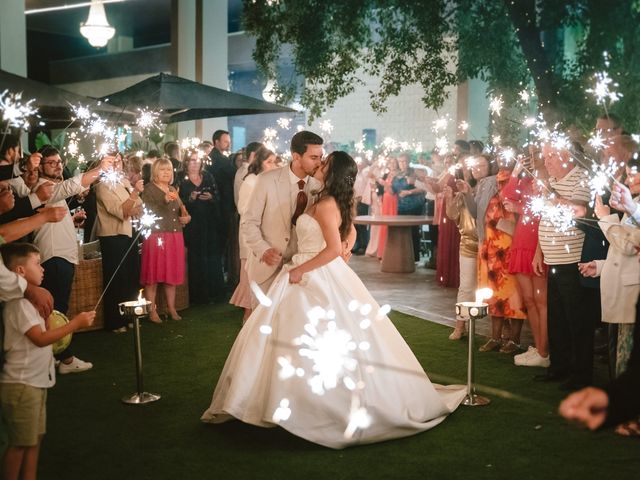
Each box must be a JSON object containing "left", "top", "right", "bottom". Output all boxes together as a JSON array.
[{"left": 350, "top": 254, "right": 533, "bottom": 344}]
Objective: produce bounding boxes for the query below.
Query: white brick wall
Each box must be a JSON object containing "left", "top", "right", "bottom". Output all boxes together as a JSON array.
[{"left": 309, "top": 70, "right": 460, "bottom": 149}]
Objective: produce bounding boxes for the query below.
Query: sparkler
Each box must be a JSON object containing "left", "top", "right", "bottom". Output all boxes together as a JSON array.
[
  {"left": 99, "top": 167, "right": 125, "bottom": 190},
  {"left": 93, "top": 205, "right": 161, "bottom": 310},
  {"left": 136, "top": 107, "right": 161, "bottom": 134},
  {"left": 489, "top": 95, "right": 504, "bottom": 117},
  {"left": 0, "top": 90, "right": 38, "bottom": 130},
  {"left": 132, "top": 207, "right": 162, "bottom": 239}
]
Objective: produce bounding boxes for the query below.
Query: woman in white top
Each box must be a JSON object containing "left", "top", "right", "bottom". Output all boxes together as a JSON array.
[{"left": 230, "top": 147, "right": 277, "bottom": 323}]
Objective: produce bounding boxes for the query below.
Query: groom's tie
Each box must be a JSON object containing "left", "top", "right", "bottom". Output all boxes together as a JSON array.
[{"left": 291, "top": 179, "right": 307, "bottom": 226}]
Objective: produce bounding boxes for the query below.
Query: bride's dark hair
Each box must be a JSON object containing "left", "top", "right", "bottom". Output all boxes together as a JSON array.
[{"left": 317, "top": 151, "right": 358, "bottom": 240}]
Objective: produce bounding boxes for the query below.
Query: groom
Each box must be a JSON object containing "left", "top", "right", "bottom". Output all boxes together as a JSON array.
[{"left": 241, "top": 131, "right": 324, "bottom": 307}]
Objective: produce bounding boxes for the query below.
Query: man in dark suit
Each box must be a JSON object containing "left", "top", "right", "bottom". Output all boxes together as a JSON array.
[{"left": 206, "top": 130, "right": 238, "bottom": 288}]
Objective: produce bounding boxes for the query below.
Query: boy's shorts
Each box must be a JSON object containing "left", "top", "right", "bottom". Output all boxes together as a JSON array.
[{"left": 0, "top": 383, "right": 47, "bottom": 446}]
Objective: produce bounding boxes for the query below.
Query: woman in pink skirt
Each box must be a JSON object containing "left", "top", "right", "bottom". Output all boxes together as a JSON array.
[{"left": 140, "top": 158, "right": 191, "bottom": 322}]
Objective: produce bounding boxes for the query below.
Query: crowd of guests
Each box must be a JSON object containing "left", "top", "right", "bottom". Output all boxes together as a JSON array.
[
  {"left": 348, "top": 114, "right": 640, "bottom": 434},
  {"left": 1, "top": 111, "right": 640, "bottom": 476}
]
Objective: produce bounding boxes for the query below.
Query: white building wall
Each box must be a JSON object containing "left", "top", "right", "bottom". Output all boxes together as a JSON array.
[{"left": 308, "top": 71, "right": 460, "bottom": 150}]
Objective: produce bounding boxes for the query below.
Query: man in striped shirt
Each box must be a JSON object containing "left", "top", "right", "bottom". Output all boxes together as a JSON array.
[{"left": 534, "top": 143, "right": 592, "bottom": 390}]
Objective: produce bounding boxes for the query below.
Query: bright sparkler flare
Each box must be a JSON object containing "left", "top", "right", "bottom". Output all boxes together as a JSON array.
[
  {"left": 319, "top": 119, "right": 334, "bottom": 135},
  {"left": 344, "top": 397, "right": 372, "bottom": 439},
  {"left": 518, "top": 90, "right": 531, "bottom": 103},
  {"left": 294, "top": 307, "right": 362, "bottom": 396},
  {"left": 589, "top": 162, "right": 618, "bottom": 199},
  {"left": 432, "top": 116, "right": 449, "bottom": 133},
  {"left": 263, "top": 127, "right": 278, "bottom": 140},
  {"left": 489, "top": 95, "right": 504, "bottom": 117},
  {"left": 588, "top": 131, "right": 607, "bottom": 151},
  {"left": 133, "top": 207, "right": 162, "bottom": 239},
  {"left": 277, "top": 117, "right": 291, "bottom": 130},
  {"left": 458, "top": 121, "right": 469, "bottom": 132},
  {"left": 587, "top": 71, "right": 622, "bottom": 106},
  {"left": 180, "top": 137, "right": 201, "bottom": 150},
  {"left": 0, "top": 90, "right": 38, "bottom": 130},
  {"left": 435, "top": 136, "right": 449, "bottom": 155},
  {"left": 136, "top": 108, "right": 161, "bottom": 132},
  {"left": 99, "top": 167, "right": 124, "bottom": 189},
  {"left": 499, "top": 147, "right": 515, "bottom": 164}
]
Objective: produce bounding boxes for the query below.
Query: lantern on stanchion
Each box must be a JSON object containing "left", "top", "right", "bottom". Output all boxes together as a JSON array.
[
  {"left": 118, "top": 291, "right": 160, "bottom": 404},
  {"left": 455, "top": 288, "right": 493, "bottom": 406}
]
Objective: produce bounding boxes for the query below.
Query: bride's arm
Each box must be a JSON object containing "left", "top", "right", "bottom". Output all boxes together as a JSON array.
[{"left": 288, "top": 199, "right": 343, "bottom": 283}]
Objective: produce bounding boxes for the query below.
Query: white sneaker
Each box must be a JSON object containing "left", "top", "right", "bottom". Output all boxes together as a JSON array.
[
  {"left": 518, "top": 351, "right": 550, "bottom": 368},
  {"left": 58, "top": 357, "right": 93, "bottom": 375},
  {"left": 514, "top": 346, "right": 537, "bottom": 365}
]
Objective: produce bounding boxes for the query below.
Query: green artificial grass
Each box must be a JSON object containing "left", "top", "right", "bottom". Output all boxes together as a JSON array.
[{"left": 31, "top": 305, "right": 639, "bottom": 480}]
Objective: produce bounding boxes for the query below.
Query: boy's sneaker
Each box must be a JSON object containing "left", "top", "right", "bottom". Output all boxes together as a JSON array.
[
  {"left": 517, "top": 351, "right": 550, "bottom": 368},
  {"left": 514, "top": 346, "right": 537, "bottom": 365},
  {"left": 58, "top": 357, "right": 93, "bottom": 375}
]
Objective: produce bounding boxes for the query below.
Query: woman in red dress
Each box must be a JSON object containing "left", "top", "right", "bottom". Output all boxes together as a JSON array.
[{"left": 502, "top": 153, "right": 549, "bottom": 367}]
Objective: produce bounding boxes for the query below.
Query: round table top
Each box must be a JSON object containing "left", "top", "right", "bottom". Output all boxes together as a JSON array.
[{"left": 353, "top": 215, "right": 434, "bottom": 226}]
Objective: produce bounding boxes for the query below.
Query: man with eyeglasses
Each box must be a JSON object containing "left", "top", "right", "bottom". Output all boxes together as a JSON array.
[{"left": 32, "top": 146, "right": 113, "bottom": 374}]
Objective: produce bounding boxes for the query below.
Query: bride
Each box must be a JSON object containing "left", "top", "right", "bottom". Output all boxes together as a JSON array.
[{"left": 201, "top": 151, "right": 465, "bottom": 449}]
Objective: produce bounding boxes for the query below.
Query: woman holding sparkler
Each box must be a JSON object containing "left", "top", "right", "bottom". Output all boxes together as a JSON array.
[
  {"left": 202, "top": 151, "right": 465, "bottom": 449},
  {"left": 95, "top": 154, "right": 144, "bottom": 332},
  {"left": 502, "top": 150, "right": 550, "bottom": 367},
  {"left": 140, "top": 158, "right": 191, "bottom": 322}
]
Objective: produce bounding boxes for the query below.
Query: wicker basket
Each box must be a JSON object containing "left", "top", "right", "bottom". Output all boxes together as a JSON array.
[{"left": 67, "top": 257, "right": 104, "bottom": 332}]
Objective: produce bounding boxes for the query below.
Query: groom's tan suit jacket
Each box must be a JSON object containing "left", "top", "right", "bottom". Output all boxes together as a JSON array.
[{"left": 241, "top": 165, "right": 321, "bottom": 288}]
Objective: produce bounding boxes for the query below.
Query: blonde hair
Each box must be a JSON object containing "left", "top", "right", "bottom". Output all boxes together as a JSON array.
[{"left": 151, "top": 157, "right": 174, "bottom": 184}]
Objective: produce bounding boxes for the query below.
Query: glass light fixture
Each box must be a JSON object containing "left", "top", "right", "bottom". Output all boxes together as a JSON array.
[{"left": 80, "top": 0, "right": 116, "bottom": 48}]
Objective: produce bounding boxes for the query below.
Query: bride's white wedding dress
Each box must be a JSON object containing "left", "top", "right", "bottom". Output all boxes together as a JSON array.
[{"left": 201, "top": 214, "right": 465, "bottom": 449}]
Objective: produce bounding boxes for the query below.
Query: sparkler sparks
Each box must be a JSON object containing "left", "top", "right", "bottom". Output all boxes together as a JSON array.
[
  {"left": 587, "top": 71, "right": 622, "bottom": 106},
  {"left": 99, "top": 167, "right": 125, "bottom": 189},
  {"left": 0, "top": 90, "right": 38, "bottom": 129},
  {"left": 277, "top": 117, "right": 291, "bottom": 130},
  {"left": 132, "top": 207, "right": 162, "bottom": 239},
  {"left": 489, "top": 95, "right": 504, "bottom": 117},
  {"left": 136, "top": 107, "right": 161, "bottom": 133},
  {"left": 319, "top": 119, "right": 334, "bottom": 135}
]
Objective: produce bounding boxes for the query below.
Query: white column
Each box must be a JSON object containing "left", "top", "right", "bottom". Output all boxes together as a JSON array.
[
  {"left": 0, "top": 1, "right": 27, "bottom": 75},
  {"left": 197, "top": 0, "right": 228, "bottom": 141},
  {"left": 174, "top": 0, "right": 197, "bottom": 139}
]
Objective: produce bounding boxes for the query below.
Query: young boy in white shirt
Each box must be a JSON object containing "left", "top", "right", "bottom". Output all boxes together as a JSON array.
[{"left": 0, "top": 243, "right": 95, "bottom": 480}]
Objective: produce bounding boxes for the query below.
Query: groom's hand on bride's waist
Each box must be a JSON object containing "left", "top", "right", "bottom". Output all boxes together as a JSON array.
[{"left": 261, "top": 248, "right": 283, "bottom": 266}]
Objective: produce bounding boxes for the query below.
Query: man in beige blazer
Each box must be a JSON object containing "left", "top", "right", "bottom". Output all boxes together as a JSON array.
[{"left": 241, "top": 131, "right": 324, "bottom": 307}]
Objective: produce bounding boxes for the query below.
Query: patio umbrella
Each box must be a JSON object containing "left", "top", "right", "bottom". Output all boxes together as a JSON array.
[
  {"left": 0, "top": 69, "right": 133, "bottom": 128},
  {"left": 99, "top": 72, "right": 297, "bottom": 122}
]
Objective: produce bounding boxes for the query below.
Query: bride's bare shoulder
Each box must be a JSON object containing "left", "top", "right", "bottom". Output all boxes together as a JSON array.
[{"left": 314, "top": 196, "right": 338, "bottom": 212}]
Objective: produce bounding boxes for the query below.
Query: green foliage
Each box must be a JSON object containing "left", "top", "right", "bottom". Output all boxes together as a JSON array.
[
  {"left": 244, "top": 0, "right": 640, "bottom": 134},
  {"left": 34, "top": 131, "right": 66, "bottom": 151}
]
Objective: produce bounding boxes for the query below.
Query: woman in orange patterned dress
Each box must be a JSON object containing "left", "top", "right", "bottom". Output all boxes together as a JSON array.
[{"left": 458, "top": 155, "right": 527, "bottom": 353}]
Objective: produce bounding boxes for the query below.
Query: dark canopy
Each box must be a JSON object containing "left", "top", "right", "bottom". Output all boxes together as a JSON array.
[
  {"left": 0, "top": 69, "right": 132, "bottom": 128},
  {"left": 100, "top": 72, "right": 296, "bottom": 122}
]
